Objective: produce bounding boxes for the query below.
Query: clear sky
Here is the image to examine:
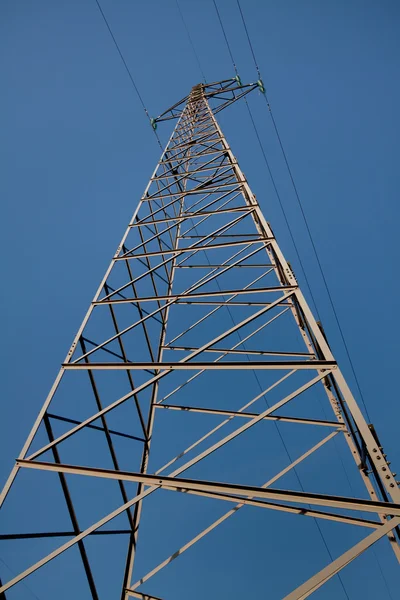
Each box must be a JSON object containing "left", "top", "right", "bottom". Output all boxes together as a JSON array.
[{"left": 1, "top": 1, "right": 400, "bottom": 598}]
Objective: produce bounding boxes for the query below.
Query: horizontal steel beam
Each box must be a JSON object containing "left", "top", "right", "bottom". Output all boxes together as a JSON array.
[
  {"left": 164, "top": 346, "right": 312, "bottom": 357},
  {"left": 62, "top": 360, "right": 337, "bottom": 371},
  {"left": 94, "top": 285, "right": 296, "bottom": 305},
  {"left": 17, "top": 460, "right": 400, "bottom": 516},
  {"left": 0, "top": 529, "right": 131, "bottom": 540},
  {"left": 155, "top": 404, "right": 346, "bottom": 429},
  {"left": 116, "top": 239, "right": 267, "bottom": 261}
]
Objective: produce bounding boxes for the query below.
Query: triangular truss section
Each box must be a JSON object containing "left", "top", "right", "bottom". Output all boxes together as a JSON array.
[{"left": 1, "top": 81, "right": 399, "bottom": 600}]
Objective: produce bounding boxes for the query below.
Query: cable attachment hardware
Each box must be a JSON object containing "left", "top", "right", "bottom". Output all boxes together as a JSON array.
[
  {"left": 235, "top": 74, "right": 243, "bottom": 87},
  {"left": 257, "top": 79, "right": 265, "bottom": 93},
  {"left": 150, "top": 118, "right": 157, "bottom": 131}
]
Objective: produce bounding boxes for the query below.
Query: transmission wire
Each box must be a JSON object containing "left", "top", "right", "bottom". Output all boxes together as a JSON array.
[
  {"left": 236, "top": 0, "right": 372, "bottom": 423},
  {"left": 175, "top": 0, "right": 207, "bottom": 83},
  {"left": 244, "top": 97, "right": 322, "bottom": 320},
  {"left": 94, "top": 0, "right": 163, "bottom": 151},
  {"left": 214, "top": 2, "right": 322, "bottom": 321},
  {"left": 0, "top": 556, "right": 42, "bottom": 600},
  {"left": 236, "top": 3, "right": 395, "bottom": 597},
  {"left": 92, "top": 1, "right": 389, "bottom": 596},
  {"left": 211, "top": 3, "right": 353, "bottom": 598},
  {"left": 212, "top": 0, "right": 239, "bottom": 75}
]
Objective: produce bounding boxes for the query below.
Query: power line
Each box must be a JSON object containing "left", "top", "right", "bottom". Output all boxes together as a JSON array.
[
  {"left": 236, "top": 0, "right": 372, "bottom": 423},
  {"left": 236, "top": 6, "right": 394, "bottom": 594},
  {"left": 212, "top": 0, "right": 324, "bottom": 320},
  {"left": 211, "top": 0, "right": 323, "bottom": 320},
  {"left": 212, "top": 0, "right": 239, "bottom": 75},
  {"left": 93, "top": 1, "right": 388, "bottom": 595},
  {"left": 236, "top": 0, "right": 261, "bottom": 79},
  {"left": 211, "top": 4, "right": 352, "bottom": 598},
  {"left": 175, "top": 0, "right": 207, "bottom": 83},
  {"left": 94, "top": 0, "right": 163, "bottom": 150},
  {"left": 0, "top": 556, "right": 42, "bottom": 600},
  {"left": 243, "top": 98, "right": 322, "bottom": 321}
]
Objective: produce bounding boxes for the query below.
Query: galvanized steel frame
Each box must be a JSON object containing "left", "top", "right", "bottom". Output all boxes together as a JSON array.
[{"left": 1, "top": 80, "right": 399, "bottom": 599}]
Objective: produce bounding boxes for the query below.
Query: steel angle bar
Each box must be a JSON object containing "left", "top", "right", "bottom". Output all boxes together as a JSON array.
[
  {"left": 186, "top": 204, "right": 252, "bottom": 218},
  {"left": 164, "top": 347, "right": 312, "bottom": 357},
  {"left": 160, "top": 138, "right": 223, "bottom": 164},
  {"left": 177, "top": 186, "right": 242, "bottom": 218},
  {"left": 163, "top": 145, "right": 224, "bottom": 167},
  {"left": 156, "top": 405, "right": 345, "bottom": 429},
  {"left": 96, "top": 222, "right": 242, "bottom": 305},
  {"left": 0, "top": 482, "right": 158, "bottom": 594},
  {"left": 4, "top": 81, "right": 397, "bottom": 600},
  {"left": 135, "top": 183, "right": 241, "bottom": 230},
  {"left": 180, "top": 234, "right": 260, "bottom": 238},
  {"left": 160, "top": 305, "right": 290, "bottom": 403},
  {"left": 165, "top": 132, "right": 224, "bottom": 158},
  {"left": 16, "top": 460, "right": 400, "bottom": 517},
  {"left": 174, "top": 241, "right": 262, "bottom": 293},
  {"left": 116, "top": 213, "right": 257, "bottom": 277},
  {"left": 151, "top": 163, "right": 235, "bottom": 195},
  {"left": 159, "top": 158, "right": 232, "bottom": 182},
  {"left": 132, "top": 182, "right": 242, "bottom": 228},
  {"left": 42, "top": 415, "right": 99, "bottom": 599},
  {"left": 155, "top": 371, "right": 296, "bottom": 474},
  {"left": 121, "top": 219, "right": 181, "bottom": 257},
  {"left": 75, "top": 243, "right": 270, "bottom": 365},
  {"left": 153, "top": 79, "right": 250, "bottom": 121},
  {"left": 42, "top": 370, "right": 334, "bottom": 508},
  {"left": 130, "top": 199, "right": 249, "bottom": 255},
  {"left": 128, "top": 430, "right": 372, "bottom": 592},
  {"left": 126, "top": 591, "right": 164, "bottom": 600},
  {"left": 179, "top": 195, "right": 248, "bottom": 238},
  {"left": 152, "top": 149, "right": 227, "bottom": 181},
  {"left": 117, "top": 239, "right": 265, "bottom": 261},
  {"left": 94, "top": 285, "right": 296, "bottom": 306},
  {"left": 142, "top": 183, "right": 238, "bottom": 203},
  {"left": 155, "top": 82, "right": 257, "bottom": 123},
  {"left": 3, "top": 373, "right": 328, "bottom": 590},
  {"left": 120, "top": 179, "right": 187, "bottom": 595},
  {"left": 173, "top": 490, "right": 382, "bottom": 527},
  {"left": 0, "top": 530, "right": 132, "bottom": 540},
  {"left": 131, "top": 214, "right": 189, "bottom": 228},
  {"left": 47, "top": 413, "right": 145, "bottom": 442},
  {"left": 85, "top": 243, "right": 260, "bottom": 361},
  {"left": 129, "top": 499, "right": 377, "bottom": 594},
  {"left": 135, "top": 191, "right": 189, "bottom": 225},
  {"left": 181, "top": 186, "right": 242, "bottom": 213},
  {"left": 168, "top": 132, "right": 221, "bottom": 153},
  {"left": 177, "top": 301, "right": 291, "bottom": 306},
  {"left": 62, "top": 361, "right": 335, "bottom": 371},
  {"left": 27, "top": 292, "right": 296, "bottom": 461},
  {"left": 164, "top": 268, "right": 279, "bottom": 348},
  {"left": 0, "top": 104, "right": 184, "bottom": 508},
  {"left": 121, "top": 207, "right": 257, "bottom": 260},
  {"left": 153, "top": 371, "right": 332, "bottom": 477},
  {"left": 283, "top": 517, "right": 400, "bottom": 599},
  {"left": 175, "top": 263, "right": 274, "bottom": 268}
]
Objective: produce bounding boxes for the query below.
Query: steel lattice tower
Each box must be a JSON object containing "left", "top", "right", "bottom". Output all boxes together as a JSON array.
[{"left": 1, "top": 80, "right": 399, "bottom": 599}]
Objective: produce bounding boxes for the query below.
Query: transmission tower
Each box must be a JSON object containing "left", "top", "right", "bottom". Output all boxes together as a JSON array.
[{"left": 1, "top": 80, "right": 399, "bottom": 599}]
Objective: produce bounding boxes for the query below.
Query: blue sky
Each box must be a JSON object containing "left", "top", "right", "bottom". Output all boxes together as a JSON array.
[{"left": 1, "top": 1, "right": 400, "bottom": 598}]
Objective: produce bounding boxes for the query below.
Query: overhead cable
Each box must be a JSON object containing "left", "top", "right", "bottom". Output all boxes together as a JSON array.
[
  {"left": 94, "top": 0, "right": 163, "bottom": 150},
  {"left": 236, "top": 0, "right": 372, "bottom": 422},
  {"left": 176, "top": 0, "right": 207, "bottom": 83},
  {"left": 212, "top": 4, "right": 353, "bottom": 599}
]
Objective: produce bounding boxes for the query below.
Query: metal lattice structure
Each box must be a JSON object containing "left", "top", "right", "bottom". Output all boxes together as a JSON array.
[{"left": 1, "top": 80, "right": 400, "bottom": 599}]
